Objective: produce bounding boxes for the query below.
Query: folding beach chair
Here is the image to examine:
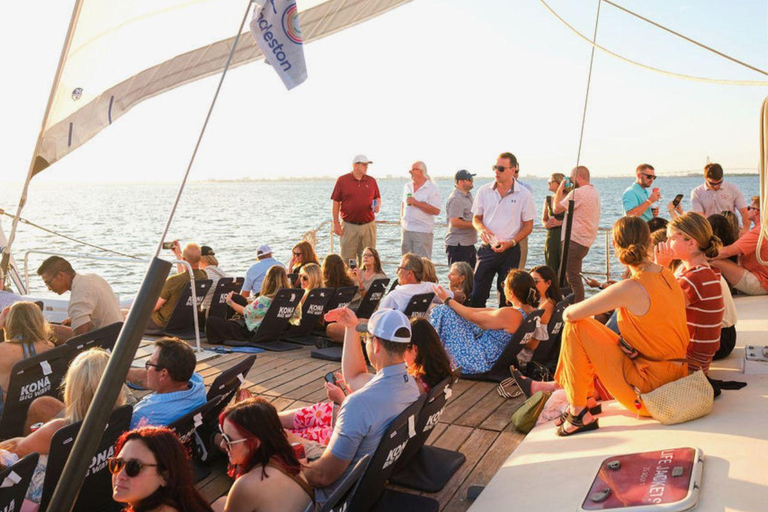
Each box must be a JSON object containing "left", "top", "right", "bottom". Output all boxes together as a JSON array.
[
  {"left": 65, "top": 321, "right": 123, "bottom": 355},
  {"left": 531, "top": 296, "right": 572, "bottom": 368},
  {"left": 343, "top": 396, "right": 439, "bottom": 512},
  {"left": 0, "top": 453, "right": 39, "bottom": 512},
  {"left": 402, "top": 292, "right": 435, "bottom": 318},
  {"left": 206, "top": 277, "right": 245, "bottom": 321},
  {"left": 207, "top": 354, "right": 257, "bottom": 403},
  {"left": 224, "top": 288, "right": 303, "bottom": 351},
  {"left": 387, "top": 279, "right": 399, "bottom": 293},
  {"left": 461, "top": 309, "right": 544, "bottom": 382},
  {"left": 0, "top": 344, "right": 73, "bottom": 440},
  {"left": 279, "top": 287, "right": 333, "bottom": 345},
  {"left": 310, "top": 291, "right": 436, "bottom": 363},
  {"left": 389, "top": 376, "right": 465, "bottom": 492},
  {"left": 354, "top": 278, "right": 390, "bottom": 320},
  {"left": 315, "top": 455, "right": 370, "bottom": 512},
  {"left": 168, "top": 396, "right": 225, "bottom": 479},
  {"left": 324, "top": 286, "right": 359, "bottom": 312},
  {"left": 147, "top": 279, "right": 212, "bottom": 339},
  {"left": 39, "top": 405, "right": 133, "bottom": 512}
]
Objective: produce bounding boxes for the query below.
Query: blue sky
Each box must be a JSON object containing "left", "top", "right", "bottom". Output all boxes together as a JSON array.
[{"left": 1, "top": 0, "right": 766, "bottom": 183}]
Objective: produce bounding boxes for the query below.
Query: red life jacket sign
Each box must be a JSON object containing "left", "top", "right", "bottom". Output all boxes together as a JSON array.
[{"left": 581, "top": 447, "right": 703, "bottom": 511}]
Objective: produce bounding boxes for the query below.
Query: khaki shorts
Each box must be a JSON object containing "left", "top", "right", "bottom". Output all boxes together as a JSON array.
[{"left": 734, "top": 270, "right": 768, "bottom": 296}]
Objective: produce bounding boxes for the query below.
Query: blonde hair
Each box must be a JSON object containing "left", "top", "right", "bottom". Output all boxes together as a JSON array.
[
  {"left": 260, "top": 265, "right": 290, "bottom": 298},
  {"left": 63, "top": 348, "right": 126, "bottom": 424},
  {"left": 201, "top": 254, "right": 219, "bottom": 267},
  {"left": 4, "top": 301, "right": 53, "bottom": 344},
  {"left": 613, "top": 216, "right": 651, "bottom": 267},
  {"left": 421, "top": 258, "right": 438, "bottom": 284},
  {"left": 668, "top": 212, "right": 722, "bottom": 258},
  {"left": 299, "top": 263, "right": 323, "bottom": 290}
]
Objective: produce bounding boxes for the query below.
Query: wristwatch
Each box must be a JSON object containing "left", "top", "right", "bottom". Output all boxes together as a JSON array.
[
  {"left": 510, "top": 239, "right": 517, "bottom": 247},
  {"left": 444, "top": 296, "right": 452, "bottom": 306}
]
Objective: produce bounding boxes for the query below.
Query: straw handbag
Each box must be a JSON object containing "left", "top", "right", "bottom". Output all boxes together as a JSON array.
[{"left": 638, "top": 371, "right": 713, "bottom": 425}]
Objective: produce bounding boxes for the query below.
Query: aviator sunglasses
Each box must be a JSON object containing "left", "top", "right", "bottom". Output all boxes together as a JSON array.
[
  {"left": 492, "top": 165, "right": 513, "bottom": 172},
  {"left": 108, "top": 457, "right": 159, "bottom": 477}
]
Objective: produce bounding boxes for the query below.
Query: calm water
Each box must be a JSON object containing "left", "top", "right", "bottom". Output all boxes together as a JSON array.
[{"left": 0, "top": 175, "right": 759, "bottom": 299}]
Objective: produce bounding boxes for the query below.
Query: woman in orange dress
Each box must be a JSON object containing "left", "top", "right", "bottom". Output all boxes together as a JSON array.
[{"left": 513, "top": 216, "right": 690, "bottom": 436}]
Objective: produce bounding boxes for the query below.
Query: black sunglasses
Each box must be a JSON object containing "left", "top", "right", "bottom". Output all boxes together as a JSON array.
[
  {"left": 641, "top": 173, "right": 657, "bottom": 180},
  {"left": 145, "top": 361, "right": 163, "bottom": 371},
  {"left": 747, "top": 206, "right": 760, "bottom": 211},
  {"left": 707, "top": 179, "right": 723, "bottom": 187},
  {"left": 493, "top": 165, "right": 513, "bottom": 172},
  {"left": 108, "top": 457, "right": 159, "bottom": 478}
]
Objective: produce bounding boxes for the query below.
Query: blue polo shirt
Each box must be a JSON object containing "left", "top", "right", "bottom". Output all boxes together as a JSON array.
[
  {"left": 130, "top": 373, "right": 206, "bottom": 429},
  {"left": 242, "top": 257, "right": 282, "bottom": 295},
  {"left": 315, "top": 363, "right": 420, "bottom": 504},
  {"left": 622, "top": 182, "right": 652, "bottom": 221}
]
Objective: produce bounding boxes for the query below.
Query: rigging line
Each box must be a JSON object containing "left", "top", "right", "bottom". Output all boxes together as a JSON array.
[
  {"left": 537, "top": 0, "right": 768, "bottom": 87},
  {"left": 602, "top": 0, "right": 767, "bottom": 77},
  {"left": 576, "top": 0, "right": 602, "bottom": 168},
  {"left": 0, "top": 209, "right": 140, "bottom": 260},
  {"left": 155, "top": 0, "right": 254, "bottom": 258}
]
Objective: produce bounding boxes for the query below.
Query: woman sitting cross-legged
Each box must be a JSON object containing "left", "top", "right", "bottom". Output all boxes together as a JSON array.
[
  {"left": 111, "top": 426, "right": 212, "bottom": 512},
  {"left": 213, "top": 398, "right": 314, "bottom": 512},
  {"left": 206, "top": 266, "right": 290, "bottom": 344},
  {"left": 277, "top": 315, "right": 453, "bottom": 446},
  {"left": 430, "top": 269, "right": 540, "bottom": 375},
  {"left": 511, "top": 216, "right": 690, "bottom": 436}
]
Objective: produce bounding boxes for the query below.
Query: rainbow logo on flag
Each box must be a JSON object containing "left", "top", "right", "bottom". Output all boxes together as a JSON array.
[{"left": 282, "top": 3, "right": 303, "bottom": 45}]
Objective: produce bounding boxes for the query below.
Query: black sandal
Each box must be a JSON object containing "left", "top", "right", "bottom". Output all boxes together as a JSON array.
[
  {"left": 556, "top": 407, "right": 599, "bottom": 437},
  {"left": 510, "top": 367, "right": 533, "bottom": 398},
  {"left": 554, "top": 399, "right": 602, "bottom": 426}
]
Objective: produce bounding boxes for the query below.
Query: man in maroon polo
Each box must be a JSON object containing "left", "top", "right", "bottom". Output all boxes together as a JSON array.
[{"left": 331, "top": 154, "right": 382, "bottom": 264}]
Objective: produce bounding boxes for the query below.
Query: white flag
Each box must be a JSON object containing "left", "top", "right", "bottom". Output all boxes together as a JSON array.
[{"left": 250, "top": 0, "right": 308, "bottom": 90}]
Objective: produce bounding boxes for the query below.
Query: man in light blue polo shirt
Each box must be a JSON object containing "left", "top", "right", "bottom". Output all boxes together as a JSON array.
[
  {"left": 127, "top": 337, "right": 206, "bottom": 429},
  {"left": 622, "top": 163, "right": 661, "bottom": 221},
  {"left": 241, "top": 244, "right": 282, "bottom": 298},
  {"left": 303, "top": 308, "right": 420, "bottom": 505}
]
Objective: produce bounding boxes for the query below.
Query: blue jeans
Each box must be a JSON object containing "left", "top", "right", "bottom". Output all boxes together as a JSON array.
[{"left": 471, "top": 244, "right": 521, "bottom": 307}]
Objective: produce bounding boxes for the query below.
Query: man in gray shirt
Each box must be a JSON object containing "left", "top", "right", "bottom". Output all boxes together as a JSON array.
[
  {"left": 303, "top": 308, "right": 420, "bottom": 505},
  {"left": 445, "top": 169, "right": 478, "bottom": 267}
]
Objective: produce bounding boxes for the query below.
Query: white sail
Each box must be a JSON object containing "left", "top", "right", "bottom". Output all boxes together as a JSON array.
[{"left": 33, "top": 0, "right": 411, "bottom": 176}]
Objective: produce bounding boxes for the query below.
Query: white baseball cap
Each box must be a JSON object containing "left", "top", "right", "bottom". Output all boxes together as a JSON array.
[
  {"left": 357, "top": 309, "right": 411, "bottom": 343},
  {"left": 256, "top": 244, "right": 273, "bottom": 257},
  {"left": 353, "top": 154, "right": 373, "bottom": 164}
]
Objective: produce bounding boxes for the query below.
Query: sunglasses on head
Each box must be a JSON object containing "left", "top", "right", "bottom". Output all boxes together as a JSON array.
[{"left": 108, "top": 457, "right": 159, "bottom": 478}]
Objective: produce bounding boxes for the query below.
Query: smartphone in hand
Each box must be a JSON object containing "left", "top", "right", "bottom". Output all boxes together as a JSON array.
[
  {"left": 162, "top": 242, "right": 174, "bottom": 250},
  {"left": 672, "top": 194, "right": 684, "bottom": 207},
  {"left": 348, "top": 259, "right": 357, "bottom": 270},
  {"left": 324, "top": 372, "right": 337, "bottom": 385}
]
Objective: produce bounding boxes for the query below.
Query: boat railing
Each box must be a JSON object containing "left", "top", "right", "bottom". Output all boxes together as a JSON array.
[{"left": 305, "top": 219, "right": 615, "bottom": 282}]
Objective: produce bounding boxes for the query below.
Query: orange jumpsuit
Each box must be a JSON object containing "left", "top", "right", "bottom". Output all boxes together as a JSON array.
[{"left": 554, "top": 268, "right": 690, "bottom": 415}]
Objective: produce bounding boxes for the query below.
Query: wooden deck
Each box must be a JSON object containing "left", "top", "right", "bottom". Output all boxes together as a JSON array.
[{"left": 133, "top": 339, "right": 528, "bottom": 511}]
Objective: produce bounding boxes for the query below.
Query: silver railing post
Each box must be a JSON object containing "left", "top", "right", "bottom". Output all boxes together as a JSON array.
[
  {"left": 604, "top": 230, "right": 611, "bottom": 283},
  {"left": 172, "top": 260, "right": 202, "bottom": 354}
]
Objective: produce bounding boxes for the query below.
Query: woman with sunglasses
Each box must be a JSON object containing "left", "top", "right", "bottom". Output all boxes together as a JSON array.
[
  {"left": 542, "top": 172, "right": 566, "bottom": 273},
  {"left": 214, "top": 398, "right": 313, "bottom": 512},
  {"left": 288, "top": 241, "right": 319, "bottom": 275},
  {"left": 206, "top": 266, "right": 290, "bottom": 344},
  {"left": 350, "top": 246, "right": 387, "bottom": 296},
  {"left": 0, "top": 348, "right": 126, "bottom": 504},
  {"left": 290, "top": 263, "right": 323, "bottom": 326},
  {"left": 111, "top": 426, "right": 212, "bottom": 512}
]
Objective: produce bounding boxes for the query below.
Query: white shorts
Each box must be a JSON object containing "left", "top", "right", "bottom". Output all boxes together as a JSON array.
[{"left": 734, "top": 270, "right": 768, "bottom": 296}]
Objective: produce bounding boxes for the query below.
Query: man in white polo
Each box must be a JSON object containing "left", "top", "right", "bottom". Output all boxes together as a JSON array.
[
  {"left": 400, "top": 161, "right": 442, "bottom": 259},
  {"left": 690, "top": 163, "right": 749, "bottom": 236},
  {"left": 471, "top": 152, "right": 535, "bottom": 307}
]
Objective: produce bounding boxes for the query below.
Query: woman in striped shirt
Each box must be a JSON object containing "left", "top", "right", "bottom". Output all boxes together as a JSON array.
[{"left": 655, "top": 212, "right": 724, "bottom": 374}]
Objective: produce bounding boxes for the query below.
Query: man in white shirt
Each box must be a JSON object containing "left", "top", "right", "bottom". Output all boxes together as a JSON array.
[
  {"left": 471, "top": 152, "right": 536, "bottom": 307},
  {"left": 379, "top": 253, "right": 451, "bottom": 311},
  {"left": 37, "top": 256, "right": 123, "bottom": 340},
  {"left": 690, "top": 163, "right": 749, "bottom": 236},
  {"left": 400, "top": 161, "right": 442, "bottom": 259}
]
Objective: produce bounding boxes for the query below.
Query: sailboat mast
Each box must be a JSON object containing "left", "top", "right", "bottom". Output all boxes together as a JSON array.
[{"left": 0, "top": 0, "right": 84, "bottom": 286}]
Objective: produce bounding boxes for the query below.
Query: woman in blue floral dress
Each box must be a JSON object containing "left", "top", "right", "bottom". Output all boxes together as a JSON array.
[{"left": 430, "top": 270, "right": 540, "bottom": 374}]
